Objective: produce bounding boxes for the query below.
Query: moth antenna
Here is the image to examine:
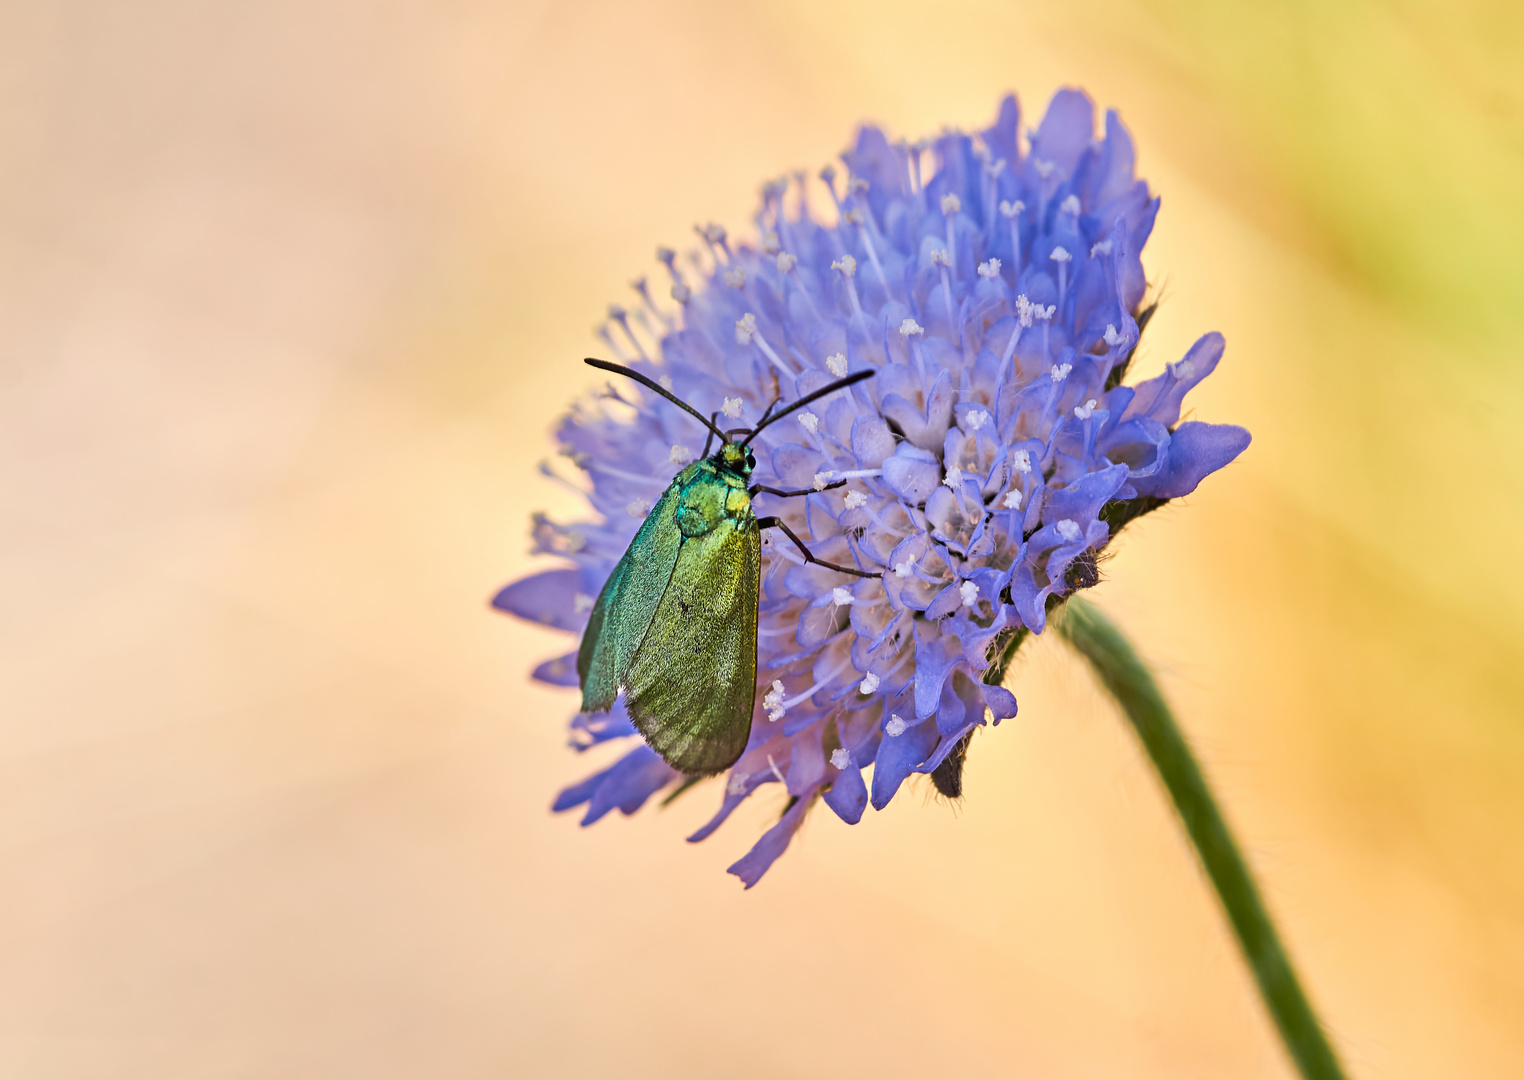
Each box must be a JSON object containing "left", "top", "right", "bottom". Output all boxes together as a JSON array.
[
  {"left": 702, "top": 411, "right": 721, "bottom": 458},
  {"left": 584, "top": 358, "right": 727, "bottom": 444},
  {"left": 741, "top": 369, "right": 875, "bottom": 447}
]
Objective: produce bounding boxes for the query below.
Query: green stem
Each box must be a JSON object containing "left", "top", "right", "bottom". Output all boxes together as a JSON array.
[{"left": 1056, "top": 597, "right": 1348, "bottom": 1080}]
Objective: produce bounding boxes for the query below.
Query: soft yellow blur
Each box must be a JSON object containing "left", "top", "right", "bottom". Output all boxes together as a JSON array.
[{"left": 3, "top": 1, "right": 1521, "bottom": 1076}]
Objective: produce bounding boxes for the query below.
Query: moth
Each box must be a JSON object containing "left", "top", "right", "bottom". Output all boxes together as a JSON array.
[{"left": 578, "top": 357, "right": 878, "bottom": 776}]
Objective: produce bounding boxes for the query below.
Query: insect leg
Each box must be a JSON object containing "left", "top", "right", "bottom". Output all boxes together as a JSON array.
[
  {"left": 756, "top": 516, "right": 879, "bottom": 579},
  {"left": 749, "top": 480, "right": 845, "bottom": 498},
  {"left": 701, "top": 411, "right": 722, "bottom": 458}
]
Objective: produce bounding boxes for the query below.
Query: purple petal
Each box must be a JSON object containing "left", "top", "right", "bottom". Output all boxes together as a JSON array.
[
  {"left": 491, "top": 568, "right": 588, "bottom": 632},
  {"left": 1138, "top": 422, "right": 1252, "bottom": 499},
  {"left": 822, "top": 754, "right": 868, "bottom": 824},
  {"left": 727, "top": 791, "right": 815, "bottom": 888}
]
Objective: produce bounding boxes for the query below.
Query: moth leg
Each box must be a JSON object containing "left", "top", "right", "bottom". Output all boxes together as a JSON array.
[
  {"left": 756, "top": 516, "right": 880, "bottom": 579},
  {"left": 749, "top": 480, "right": 845, "bottom": 498},
  {"left": 701, "top": 411, "right": 722, "bottom": 458}
]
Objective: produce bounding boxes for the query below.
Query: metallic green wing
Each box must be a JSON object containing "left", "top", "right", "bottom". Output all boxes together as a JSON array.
[
  {"left": 622, "top": 516, "right": 760, "bottom": 776},
  {"left": 577, "top": 471, "right": 688, "bottom": 712}
]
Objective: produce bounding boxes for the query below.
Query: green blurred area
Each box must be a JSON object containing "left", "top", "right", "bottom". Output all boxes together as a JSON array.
[{"left": 1117, "top": 0, "right": 1524, "bottom": 344}]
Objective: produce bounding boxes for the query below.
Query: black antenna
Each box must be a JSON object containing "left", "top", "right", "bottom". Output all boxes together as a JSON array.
[
  {"left": 741, "top": 369, "right": 875, "bottom": 447},
  {"left": 584, "top": 358, "right": 727, "bottom": 443}
]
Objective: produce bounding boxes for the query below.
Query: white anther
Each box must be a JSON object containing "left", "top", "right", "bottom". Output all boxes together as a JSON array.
[
  {"left": 1012, "top": 448, "right": 1032, "bottom": 473},
  {"left": 849, "top": 177, "right": 870, "bottom": 194},
  {"left": 977, "top": 258, "right": 1002, "bottom": 280},
  {"left": 899, "top": 318, "right": 924, "bottom": 337},
  {"left": 1056, "top": 519, "right": 1082, "bottom": 542},
  {"left": 722, "top": 396, "right": 744, "bottom": 419},
  {"left": 797, "top": 411, "right": 821, "bottom": 435},
  {"left": 723, "top": 267, "right": 747, "bottom": 289},
  {"left": 1103, "top": 324, "right": 1123, "bottom": 347},
  {"left": 965, "top": 408, "right": 990, "bottom": 431},
  {"left": 573, "top": 593, "right": 595, "bottom": 614},
  {"left": 1033, "top": 159, "right": 1058, "bottom": 179},
  {"left": 735, "top": 312, "right": 758, "bottom": 344},
  {"left": 940, "top": 193, "right": 962, "bottom": 215},
  {"left": 1171, "top": 359, "right": 1197, "bottom": 381},
  {"left": 659, "top": 375, "right": 675, "bottom": 391},
  {"left": 893, "top": 559, "right": 914, "bottom": 578},
  {"left": 943, "top": 465, "right": 964, "bottom": 488},
  {"left": 843, "top": 489, "right": 867, "bottom": 510},
  {"left": 1033, "top": 303, "right": 1056, "bottom": 322},
  {"left": 764, "top": 679, "right": 787, "bottom": 721},
  {"left": 1074, "top": 398, "right": 1097, "bottom": 420},
  {"left": 670, "top": 445, "right": 694, "bottom": 464},
  {"left": 1015, "top": 294, "right": 1035, "bottom": 328},
  {"left": 999, "top": 199, "right": 1026, "bottom": 218},
  {"left": 1091, "top": 239, "right": 1113, "bottom": 257},
  {"left": 627, "top": 498, "right": 651, "bottom": 517},
  {"left": 832, "top": 586, "right": 854, "bottom": 607},
  {"left": 885, "top": 714, "right": 908, "bottom": 737},
  {"left": 858, "top": 672, "right": 880, "bottom": 695},
  {"left": 986, "top": 158, "right": 1007, "bottom": 177},
  {"left": 1050, "top": 246, "right": 1072, "bottom": 264},
  {"left": 776, "top": 251, "right": 797, "bottom": 273},
  {"left": 670, "top": 283, "right": 691, "bottom": 303},
  {"left": 843, "top": 207, "right": 865, "bottom": 225},
  {"left": 1050, "top": 364, "right": 1072, "bottom": 384},
  {"left": 1060, "top": 194, "right": 1081, "bottom": 215},
  {"left": 760, "top": 230, "right": 781, "bottom": 255},
  {"left": 960, "top": 580, "right": 980, "bottom": 607},
  {"left": 831, "top": 747, "right": 853, "bottom": 769},
  {"left": 825, "top": 353, "right": 848, "bottom": 377},
  {"left": 831, "top": 254, "right": 857, "bottom": 277},
  {"left": 930, "top": 249, "right": 952, "bottom": 268},
  {"left": 813, "top": 470, "right": 836, "bottom": 490},
  {"left": 1002, "top": 489, "right": 1023, "bottom": 509},
  {"left": 726, "top": 772, "right": 749, "bottom": 796}
]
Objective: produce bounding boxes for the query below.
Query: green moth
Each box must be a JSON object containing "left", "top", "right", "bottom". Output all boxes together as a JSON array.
[{"left": 577, "top": 358, "right": 877, "bottom": 776}]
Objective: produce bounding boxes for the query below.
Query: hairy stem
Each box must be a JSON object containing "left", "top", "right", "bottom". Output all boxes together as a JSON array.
[{"left": 1056, "top": 597, "right": 1348, "bottom": 1080}]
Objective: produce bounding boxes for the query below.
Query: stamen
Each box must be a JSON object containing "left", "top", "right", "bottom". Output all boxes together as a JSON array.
[
  {"left": 843, "top": 489, "right": 868, "bottom": 510},
  {"left": 776, "top": 251, "right": 797, "bottom": 273},
  {"left": 1074, "top": 398, "right": 1097, "bottom": 419},
  {"left": 1049, "top": 362, "right": 1072, "bottom": 382},
  {"left": 764, "top": 680, "right": 787, "bottom": 721},
  {"left": 965, "top": 408, "right": 990, "bottom": 431},
  {"left": 797, "top": 411, "right": 821, "bottom": 434},
  {"left": 722, "top": 396, "right": 744, "bottom": 419},
  {"left": 574, "top": 593, "right": 595, "bottom": 614},
  {"left": 831, "top": 586, "right": 854, "bottom": 606},
  {"left": 825, "top": 353, "right": 848, "bottom": 378},
  {"left": 940, "top": 194, "right": 962, "bottom": 216},
  {"left": 885, "top": 714, "right": 908, "bottom": 736},
  {"left": 1051, "top": 246, "right": 1072, "bottom": 311},
  {"left": 627, "top": 498, "right": 652, "bottom": 516},
  {"left": 960, "top": 580, "right": 980, "bottom": 607},
  {"left": 831, "top": 254, "right": 857, "bottom": 278},
  {"left": 943, "top": 465, "right": 964, "bottom": 489},
  {"left": 1056, "top": 519, "right": 1082, "bottom": 542},
  {"left": 977, "top": 258, "right": 1001, "bottom": 281},
  {"left": 1103, "top": 324, "right": 1123, "bottom": 347},
  {"left": 813, "top": 470, "right": 836, "bottom": 490},
  {"left": 1060, "top": 194, "right": 1081, "bottom": 216},
  {"left": 670, "top": 445, "right": 694, "bottom": 465},
  {"left": 760, "top": 230, "right": 781, "bottom": 255},
  {"left": 1091, "top": 239, "right": 1113, "bottom": 257},
  {"left": 1002, "top": 489, "right": 1023, "bottom": 509},
  {"left": 1033, "top": 159, "right": 1058, "bottom": 179},
  {"left": 899, "top": 318, "right": 924, "bottom": 337},
  {"left": 736, "top": 312, "right": 794, "bottom": 375},
  {"left": 893, "top": 559, "right": 915, "bottom": 578},
  {"left": 1012, "top": 448, "right": 1033, "bottom": 473},
  {"left": 723, "top": 267, "right": 747, "bottom": 289}
]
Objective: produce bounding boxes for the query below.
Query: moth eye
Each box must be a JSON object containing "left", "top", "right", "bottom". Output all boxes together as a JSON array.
[{"left": 746, "top": 453, "right": 755, "bottom": 469}]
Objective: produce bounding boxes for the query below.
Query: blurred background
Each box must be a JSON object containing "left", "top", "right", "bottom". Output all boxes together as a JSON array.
[{"left": 3, "top": 1, "right": 1521, "bottom": 1076}]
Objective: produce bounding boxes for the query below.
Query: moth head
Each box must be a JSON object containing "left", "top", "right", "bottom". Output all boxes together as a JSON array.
[{"left": 718, "top": 442, "right": 755, "bottom": 475}]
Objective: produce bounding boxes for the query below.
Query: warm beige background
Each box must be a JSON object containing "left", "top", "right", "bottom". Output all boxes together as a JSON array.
[{"left": 4, "top": 1, "right": 1522, "bottom": 1077}]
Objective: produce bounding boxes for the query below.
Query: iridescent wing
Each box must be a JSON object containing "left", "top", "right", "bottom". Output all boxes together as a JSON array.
[
  {"left": 577, "top": 468, "right": 690, "bottom": 712},
  {"left": 622, "top": 513, "right": 760, "bottom": 776}
]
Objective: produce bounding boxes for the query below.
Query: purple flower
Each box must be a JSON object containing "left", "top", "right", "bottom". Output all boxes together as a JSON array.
[{"left": 494, "top": 89, "right": 1250, "bottom": 886}]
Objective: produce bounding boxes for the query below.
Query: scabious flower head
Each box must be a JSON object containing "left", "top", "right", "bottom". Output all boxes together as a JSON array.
[{"left": 494, "top": 90, "right": 1251, "bottom": 886}]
